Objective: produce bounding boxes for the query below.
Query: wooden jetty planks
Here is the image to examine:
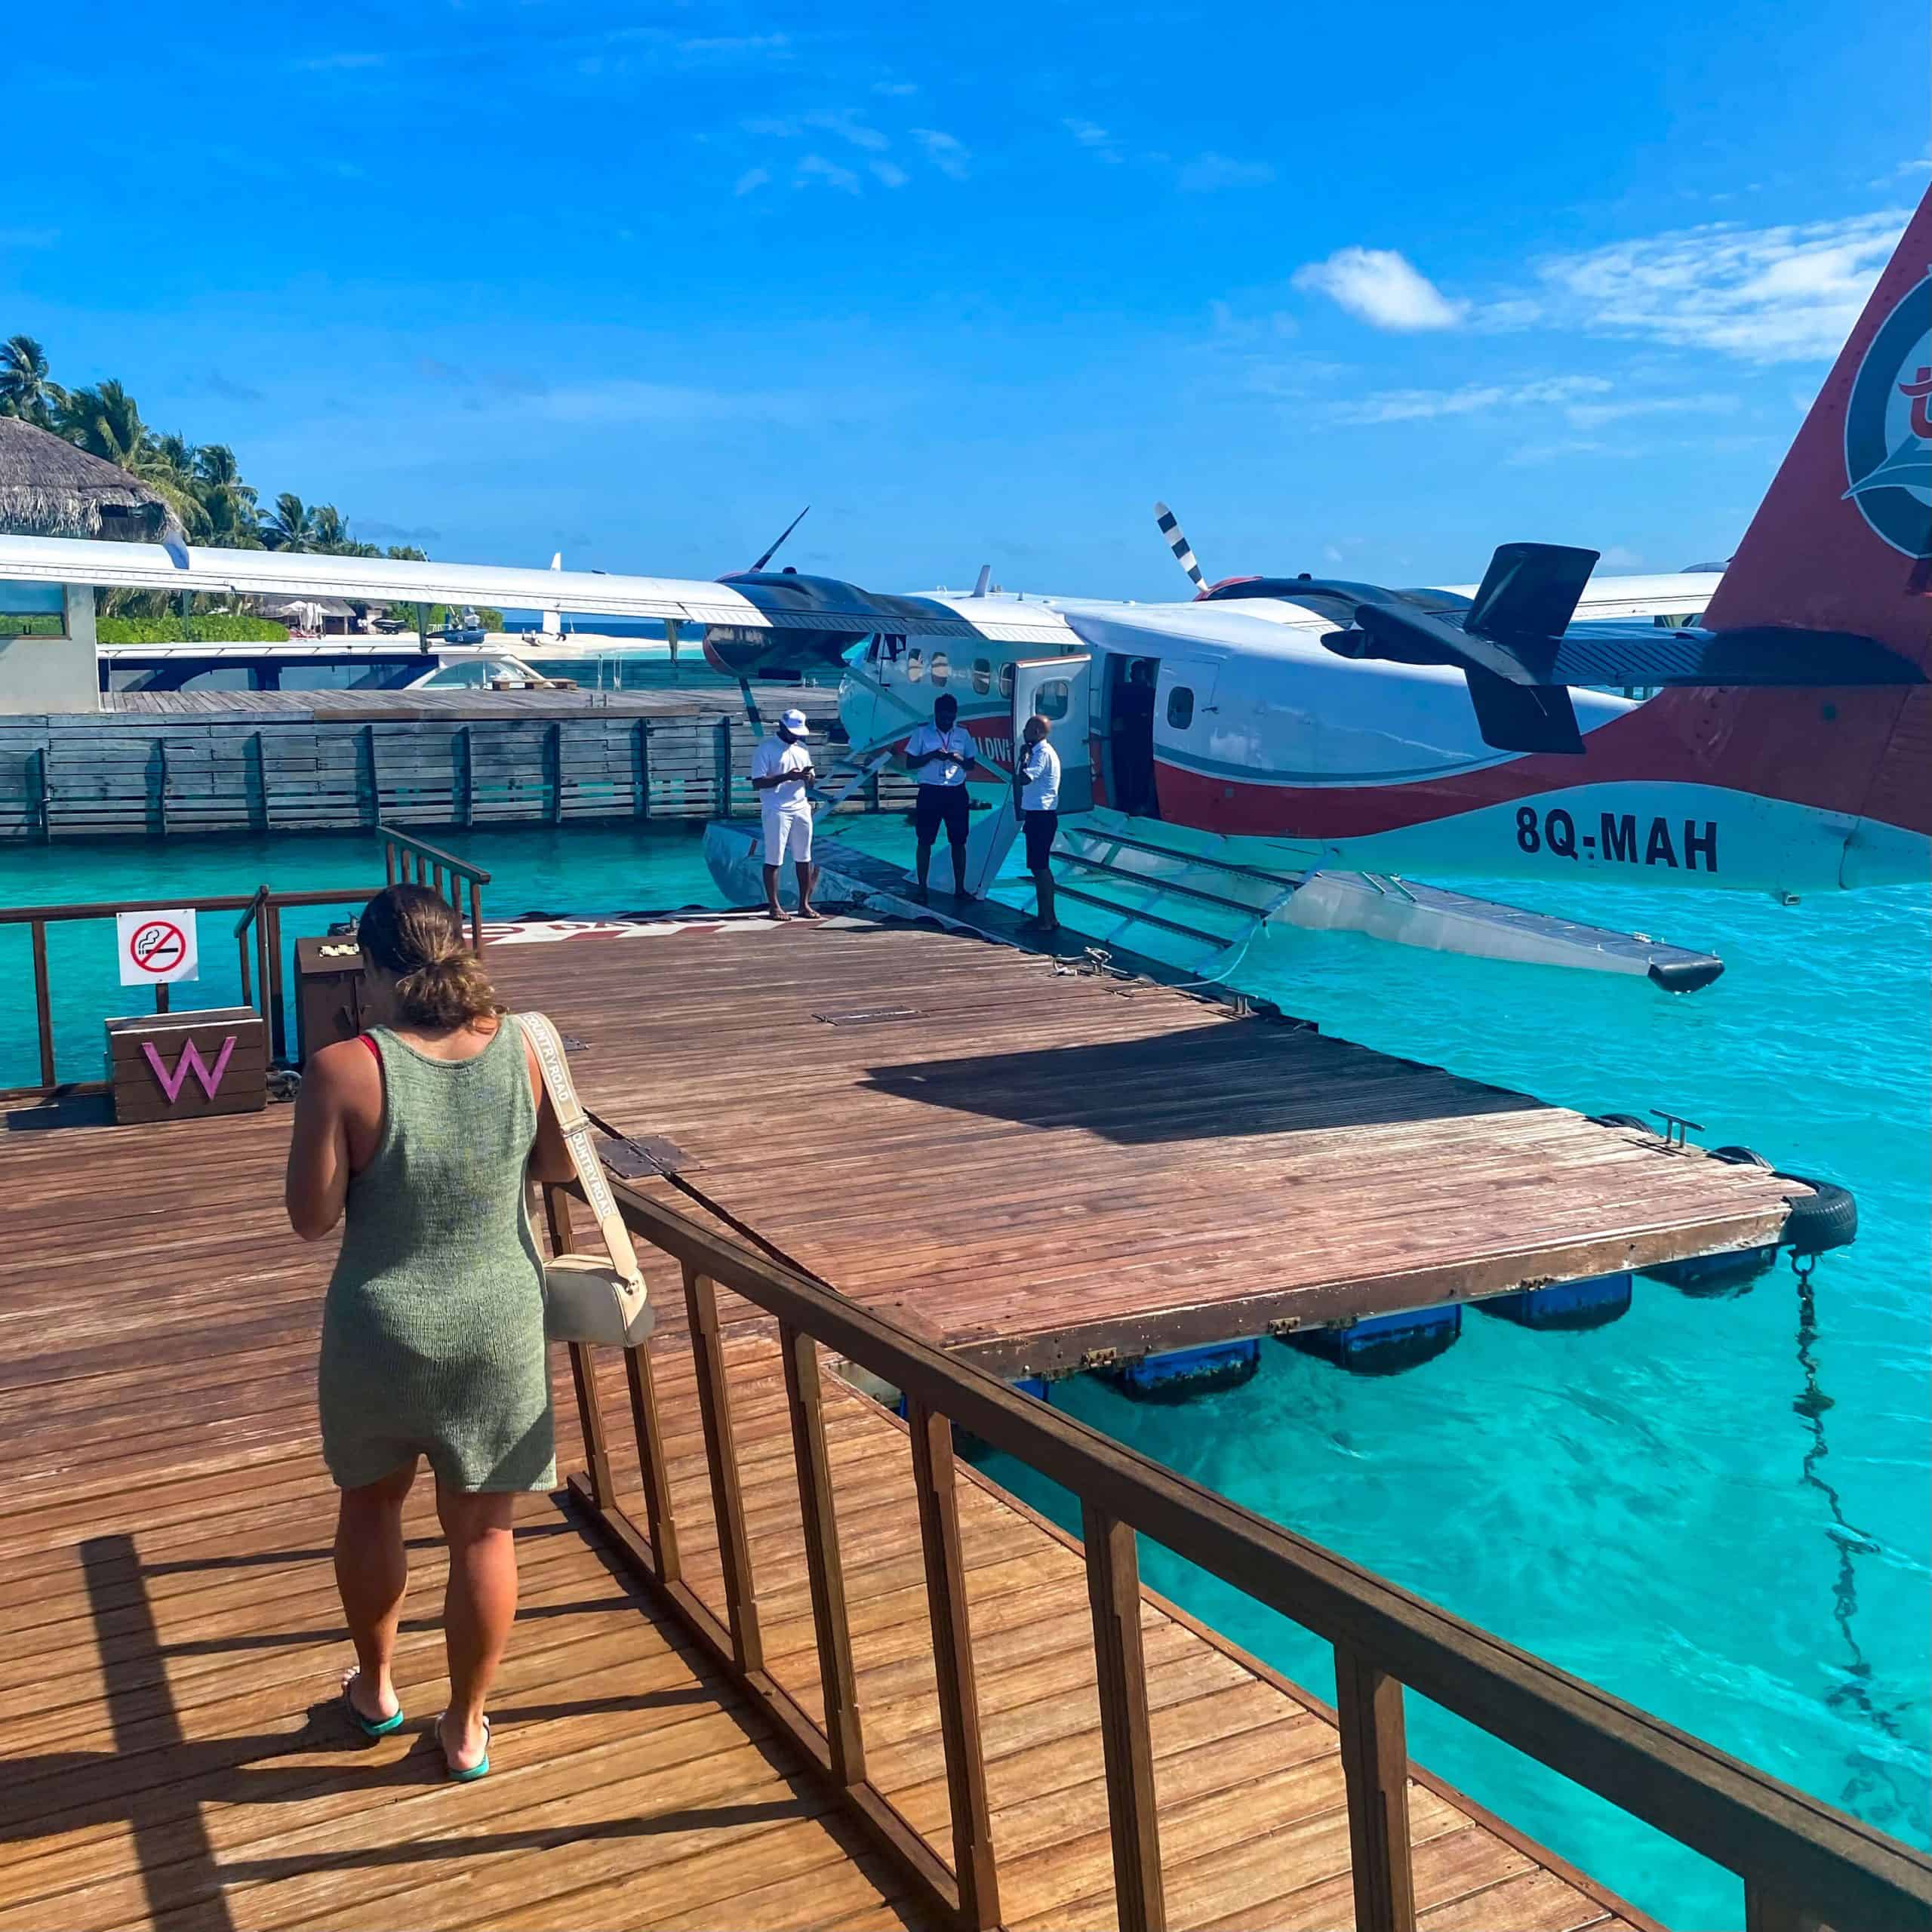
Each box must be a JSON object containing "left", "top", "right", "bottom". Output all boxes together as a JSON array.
[
  {"left": 482, "top": 918, "right": 1798, "bottom": 1372},
  {"left": 0, "top": 1013, "right": 1657, "bottom": 1932}
]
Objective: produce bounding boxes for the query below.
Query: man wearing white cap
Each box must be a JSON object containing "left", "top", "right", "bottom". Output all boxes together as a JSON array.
[{"left": 751, "top": 707, "right": 819, "bottom": 920}]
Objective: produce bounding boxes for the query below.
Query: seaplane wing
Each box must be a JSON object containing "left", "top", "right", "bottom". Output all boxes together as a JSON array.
[{"left": 0, "top": 534, "right": 1080, "bottom": 648}]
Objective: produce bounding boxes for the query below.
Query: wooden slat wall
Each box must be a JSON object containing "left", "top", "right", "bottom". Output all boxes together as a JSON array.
[{"left": 0, "top": 702, "right": 918, "bottom": 838}]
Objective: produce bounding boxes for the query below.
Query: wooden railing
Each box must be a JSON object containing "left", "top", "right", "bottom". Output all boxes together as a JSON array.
[
  {"left": 3, "top": 833, "right": 487, "bottom": 1100},
  {"left": 0, "top": 887, "right": 376, "bottom": 1100},
  {"left": 546, "top": 1158, "right": 1932, "bottom": 1932},
  {"left": 379, "top": 824, "right": 488, "bottom": 952}
]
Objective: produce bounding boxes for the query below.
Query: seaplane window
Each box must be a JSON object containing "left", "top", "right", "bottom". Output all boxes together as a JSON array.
[
  {"left": 998, "top": 663, "right": 1015, "bottom": 700},
  {"left": 907, "top": 649, "right": 924, "bottom": 682},
  {"left": 971, "top": 657, "right": 992, "bottom": 694},
  {"left": 1037, "top": 678, "right": 1070, "bottom": 721},
  {"left": 1167, "top": 686, "right": 1195, "bottom": 730},
  {"left": 930, "top": 652, "right": 949, "bottom": 685}
]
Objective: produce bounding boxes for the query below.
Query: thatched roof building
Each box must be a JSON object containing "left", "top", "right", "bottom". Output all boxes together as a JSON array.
[{"left": 0, "top": 415, "right": 172, "bottom": 541}]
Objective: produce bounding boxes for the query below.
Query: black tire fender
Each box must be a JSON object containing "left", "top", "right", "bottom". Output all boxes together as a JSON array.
[{"left": 1777, "top": 1175, "right": 1858, "bottom": 1256}]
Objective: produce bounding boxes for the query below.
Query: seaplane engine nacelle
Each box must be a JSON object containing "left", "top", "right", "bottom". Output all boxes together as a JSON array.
[{"left": 700, "top": 619, "right": 865, "bottom": 680}]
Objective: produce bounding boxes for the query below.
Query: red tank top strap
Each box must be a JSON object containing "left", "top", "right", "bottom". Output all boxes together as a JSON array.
[{"left": 358, "top": 1032, "right": 380, "bottom": 1061}]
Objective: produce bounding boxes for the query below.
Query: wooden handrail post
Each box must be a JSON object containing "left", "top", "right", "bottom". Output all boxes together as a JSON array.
[
  {"left": 1081, "top": 1503, "right": 1165, "bottom": 1932},
  {"left": 30, "top": 920, "right": 54, "bottom": 1092},
  {"left": 683, "top": 1263, "right": 764, "bottom": 1672},
  {"left": 622, "top": 1342, "right": 681, "bottom": 1584},
  {"left": 1334, "top": 1643, "right": 1417, "bottom": 1932},
  {"left": 263, "top": 900, "right": 288, "bottom": 1062},
  {"left": 906, "top": 1398, "right": 1000, "bottom": 1930},
  {"left": 469, "top": 878, "right": 484, "bottom": 954},
  {"left": 384, "top": 838, "right": 397, "bottom": 886},
  {"left": 545, "top": 1186, "right": 616, "bottom": 1509},
  {"left": 779, "top": 1321, "right": 866, "bottom": 1786}
]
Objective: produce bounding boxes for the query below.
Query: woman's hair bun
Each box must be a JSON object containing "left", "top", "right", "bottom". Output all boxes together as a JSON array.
[{"left": 357, "top": 883, "right": 503, "bottom": 1028}]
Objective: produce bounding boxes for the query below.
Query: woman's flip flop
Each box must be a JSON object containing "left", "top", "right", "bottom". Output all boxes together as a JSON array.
[
  {"left": 342, "top": 1670, "right": 405, "bottom": 1739},
  {"left": 438, "top": 1712, "right": 491, "bottom": 1783}
]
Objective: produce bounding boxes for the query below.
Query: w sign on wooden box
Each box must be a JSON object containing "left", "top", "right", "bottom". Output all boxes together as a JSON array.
[{"left": 104, "top": 1008, "right": 268, "bottom": 1124}]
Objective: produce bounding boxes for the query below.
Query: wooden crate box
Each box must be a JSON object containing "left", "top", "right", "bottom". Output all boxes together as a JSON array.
[{"left": 104, "top": 1008, "right": 268, "bottom": 1124}]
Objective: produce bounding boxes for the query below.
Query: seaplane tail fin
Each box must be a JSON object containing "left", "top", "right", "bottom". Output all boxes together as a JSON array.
[{"left": 1700, "top": 185, "right": 1932, "bottom": 842}]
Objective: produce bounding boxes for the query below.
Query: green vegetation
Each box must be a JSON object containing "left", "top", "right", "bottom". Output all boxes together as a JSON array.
[
  {"left": 2, "top": 333, "right": 472, "bottom": 624},
  {"left": 96, "top": 615, "right": 290, "bottom": 644}
]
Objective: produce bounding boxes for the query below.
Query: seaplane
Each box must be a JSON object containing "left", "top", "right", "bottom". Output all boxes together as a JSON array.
[{"left": 2, "top": 189, "right": 1925, "bottom": 989}]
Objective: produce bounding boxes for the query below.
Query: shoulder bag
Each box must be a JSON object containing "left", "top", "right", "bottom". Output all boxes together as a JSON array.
[{"left": 515, "top": 1012, "right": 655, "bottom": 1348}]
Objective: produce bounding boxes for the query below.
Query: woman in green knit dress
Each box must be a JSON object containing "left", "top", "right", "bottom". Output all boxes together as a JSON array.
[{"left": 285, "top": 884, "right": 571, "bottom": 1780}]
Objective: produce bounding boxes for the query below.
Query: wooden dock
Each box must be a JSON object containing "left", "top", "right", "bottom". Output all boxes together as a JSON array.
[
  {"left": 2, "top": 688, "right": 916, "bottom": 840},
  {"left": 6, "top": 911, "right": 1924, "bottom": 1932},
  {"left": 0, "top": 1086, "right": 1649, "bottom": 1932},
  {"left": 481, "top": 915, "right": 1800, "bottom": 1377}
]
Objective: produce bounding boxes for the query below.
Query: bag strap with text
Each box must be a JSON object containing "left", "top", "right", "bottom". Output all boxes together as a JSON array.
[{"left": 515, "top": 1013, "right": 645, "bottom": 1287}]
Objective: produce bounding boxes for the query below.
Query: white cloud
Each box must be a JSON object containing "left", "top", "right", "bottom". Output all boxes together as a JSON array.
[
  {"left": 1179, "top": 153, "right": 1276, "bottom": 192},
  {"left": 869, "top": 159, "right": 909, "bottom": 189},
  {"left": 795, "top": 154, "right": 860, "bottom": 195},
  {"left": 741, "top": 115, "right": 798, "bottom": 137},
  {"left": 804, "top": 109, "right": 891, "bottom": 152},
  {"left": 734, "top": 167, "right": 770, "bottom": 197},
  {"left": 1562, "top": 390, "right": 1734, "bottom": 429},
  {"left": 1534, "top": 209, "right": 1912, "bottom": 363},
  {"left": 1327, "top": 376, "right": 1610, "bottom": 424},
  {"left": 912, "top": 128, "right": 969, "bottom": 179},
  {"left": 1293, "top": 247, "right": 1466, "bottom": 331},
  {"left": 1063, "top": 118, "right": 1122, "bottom": 164}
]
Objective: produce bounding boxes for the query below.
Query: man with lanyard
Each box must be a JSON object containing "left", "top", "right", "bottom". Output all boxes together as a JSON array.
[
  {"left": 1015, "top": 712, "right": 1060, "bottom": 933},
  {"left": 903, "top": 692, "right": 977, "bottom": 902},
  {"left": 749, "top": 706, "right": 819, "bottom": 921}
]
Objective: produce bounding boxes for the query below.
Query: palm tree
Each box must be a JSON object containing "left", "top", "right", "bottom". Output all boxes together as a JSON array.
[
  {"left": 57, "top": 380, "right": 205, "bottom": 537},
  {"left": 57, "top": 378, "right": 147, "bottom": 469},
  {"left": 194, "top": 444, "right": 260, "bottom": 547},
  {"left": 261, "top": 491, "right": 315, "bottom": 552},
  {"left": 0, "top": 335, "right": 63, "bottom": 426},
  {"left": 309, "top": 503, "right": 350, "bottom": 553}
]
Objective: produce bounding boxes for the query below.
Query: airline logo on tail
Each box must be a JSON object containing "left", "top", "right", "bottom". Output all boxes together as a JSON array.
[{"left": 1844, "top": 269, "right": 1932, "bottom": 558}]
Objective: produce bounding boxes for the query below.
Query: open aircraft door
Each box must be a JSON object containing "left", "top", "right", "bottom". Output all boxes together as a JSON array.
[{"left": 961, "top": 654, "right": 1091, "bottom": 897}]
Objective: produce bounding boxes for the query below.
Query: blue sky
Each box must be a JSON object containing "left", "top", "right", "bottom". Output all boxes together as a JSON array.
[{"left": 5, "top": 0, "right": 1926, "bottom": 595}]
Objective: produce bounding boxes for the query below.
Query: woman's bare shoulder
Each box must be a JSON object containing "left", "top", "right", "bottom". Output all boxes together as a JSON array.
[{"left": 306, "top": 1038, "right": 380, "bottom": 1098}]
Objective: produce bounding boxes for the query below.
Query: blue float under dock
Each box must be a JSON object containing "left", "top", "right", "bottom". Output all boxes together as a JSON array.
[
  {"left": 1103, "top": 1338, "right": 1262, "bottom": 1399},
  {"left": 1479, "top": 1271, "right": 1634, "bottom": 1331},
  {"left": 1287, "top": 1304, "right": 1463, "bottom": 1374}
]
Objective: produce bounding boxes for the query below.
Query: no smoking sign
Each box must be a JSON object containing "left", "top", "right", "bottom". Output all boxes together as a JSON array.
[{"left": 116, "top": 909, "right": 201, "bottom": 986}]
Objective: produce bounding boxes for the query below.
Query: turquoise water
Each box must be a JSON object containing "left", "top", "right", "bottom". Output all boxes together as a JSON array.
[{"left": 3, "top": 823, "right": 1925, "bottom": 1924}]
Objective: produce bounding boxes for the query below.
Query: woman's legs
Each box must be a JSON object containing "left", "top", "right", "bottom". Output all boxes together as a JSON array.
[
  {"left": 334, "top": 1460, "right": 417, "bottom": 1721},
  {"left": 436, "top": 1484, "right": 518, "bottom": 1768}
]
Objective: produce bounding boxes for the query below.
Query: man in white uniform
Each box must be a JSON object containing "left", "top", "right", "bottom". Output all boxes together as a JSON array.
[
  {"left": 1015, "top": 712, "right": 1061, "bottom": 933},
  {"left": 902, "top": 692, "right": 977, "bottom": 901},
  {"left": 751, "top": 706, "right": 818, "bottom": 920}
]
